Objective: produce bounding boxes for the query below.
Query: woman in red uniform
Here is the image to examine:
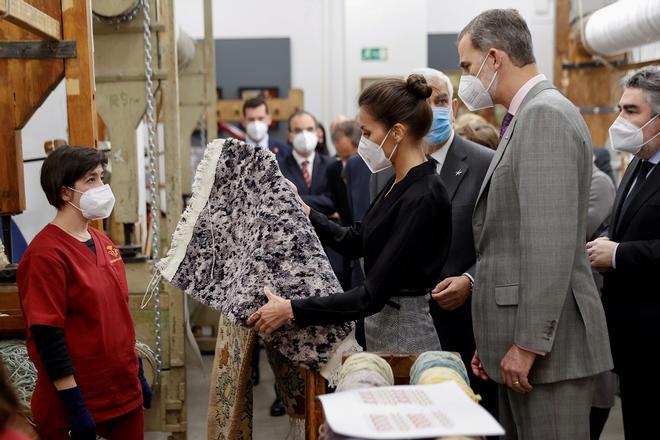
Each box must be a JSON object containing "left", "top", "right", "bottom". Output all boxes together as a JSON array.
[{"left": 17, "top": 146, "right": 151, "bottom": 440}]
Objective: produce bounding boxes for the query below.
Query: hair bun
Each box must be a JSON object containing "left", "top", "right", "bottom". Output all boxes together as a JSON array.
[{"left": 406, "top": 74, "right": 432, "bottom": 100}]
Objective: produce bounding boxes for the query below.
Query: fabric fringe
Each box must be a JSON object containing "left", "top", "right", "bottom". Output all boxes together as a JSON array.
[
  {"left": 286, "top": 416, "right": 306, "bottom": 440},
  {"left": 320, "top": 328, "right": 363, "bottom": 388},
  {"left": 0, "top": 239, "right": 8, "bottom": 270},
  {"left": 158, "top": 138, "right": 225, "bottom": 281}
]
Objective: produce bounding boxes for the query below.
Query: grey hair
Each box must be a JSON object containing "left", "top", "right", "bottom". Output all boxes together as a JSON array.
[
  {"left": 623, "top": 67, "right": 660, "bottom": 115},
  {"left": 408, "top": 68, "right": 454, "bottom": 100},
  {"left": 458, "top": 9, "right": 535, "bottom": 67},
  {"left": 331, "top": 120, "right": 361, "bottom": 148}
]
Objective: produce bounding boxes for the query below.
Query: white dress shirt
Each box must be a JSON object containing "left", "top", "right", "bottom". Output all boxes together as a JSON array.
[
  {"left": 429, "top": 130, "right": 455, "bottom": 174},
  {"left": 246, "top": 133, "right": 269, "bottom": 149},
  {"left": 292, "top": 149, "right": 315, "bottom": 180}
]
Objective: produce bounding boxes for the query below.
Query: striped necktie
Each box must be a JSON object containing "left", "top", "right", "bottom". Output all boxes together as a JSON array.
[
  {"left": 301, "top": 160, "right": 311, "bottom": 189},
  {"left": 499, "top": 112, "right": 514, "bottom": 141}
]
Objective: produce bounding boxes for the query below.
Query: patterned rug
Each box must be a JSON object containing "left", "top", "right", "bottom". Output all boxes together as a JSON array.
[{"left": 158, "top": 138, "right": 362, "bottom": 439}]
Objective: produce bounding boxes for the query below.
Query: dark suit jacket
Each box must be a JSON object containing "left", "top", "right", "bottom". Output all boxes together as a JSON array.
[
  {"left": 344, "top": 155, "right": 372, "bottom": 223},
  {"left": 326, "top": 159, "right": 352, "bottom": 226},
  {"left": 602, "top": 157, "right": 660, "bottom": 370},
  {"left": 429, "top": 136, "right": 493, "bottom": 366},
  {"left": 268, "top": 138, "right": 291, "bottom": 163},
  {"left": 279, "top": 152, "right": 336, "bottom": 215}
]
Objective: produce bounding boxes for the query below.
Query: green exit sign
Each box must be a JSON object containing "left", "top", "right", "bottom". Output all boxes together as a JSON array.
[{"left": 361, "top": 47, "right": 388, "bottom": 61}]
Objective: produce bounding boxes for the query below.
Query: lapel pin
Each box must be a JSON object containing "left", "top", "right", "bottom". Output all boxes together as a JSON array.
[{"left": 456, "top": 169, "right": 464, "bottom": 176}]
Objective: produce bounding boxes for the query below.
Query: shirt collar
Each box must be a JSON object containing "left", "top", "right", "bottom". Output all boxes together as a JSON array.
[
  {"left": 246, "top": 133, "right": 269, "bottom": 149},
  {"left": 429, "top": 130, "right": 454, "bottom": 166},
  {"left": 292, "top": 149, "right": 315, "bottom": 166},
  {"left": 648, "top": 148, "right": 660, "bottom": 165},
  {"left": 509, "top": 73, "right": 546, "bottom": 116}
]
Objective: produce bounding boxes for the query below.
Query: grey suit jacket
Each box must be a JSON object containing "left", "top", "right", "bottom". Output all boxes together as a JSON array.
[{"left": 471, "top": 80, "right": 613, "bottom": 384}]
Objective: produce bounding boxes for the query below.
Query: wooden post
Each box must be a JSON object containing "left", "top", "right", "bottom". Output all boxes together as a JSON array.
[
  {"left": 62, "top": 0, "right": 98, "bottom": 147},
  {"left": 305, "top": 369, "right": 326, "bottom": 440},
  {"left": 553, "top": 0, "right": 570, "bottom": 94},
  {"left": 159, "top": 0, "right": 186, "bottom": 436},
  {"left": 203, "top": 0, "right": 217, "bottom": 140}
]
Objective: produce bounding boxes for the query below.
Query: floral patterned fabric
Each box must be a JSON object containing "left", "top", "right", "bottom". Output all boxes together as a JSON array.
[{"left": 159, "top": 138, "right": 360, "bottom": 373}]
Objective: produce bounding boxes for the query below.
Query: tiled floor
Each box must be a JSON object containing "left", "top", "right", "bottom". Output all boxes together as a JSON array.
[{"left": 148, "top": 353, "right": 625, "bottom": 439}]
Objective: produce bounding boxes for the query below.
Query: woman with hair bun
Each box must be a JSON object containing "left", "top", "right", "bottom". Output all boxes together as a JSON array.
[{"left": 249, "top": 75, "right": 452, "bottom": 352}]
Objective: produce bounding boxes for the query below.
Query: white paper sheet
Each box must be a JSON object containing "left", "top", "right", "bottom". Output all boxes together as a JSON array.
[{"left": 318, "top": 381, "right": 505, "bottom": 439}]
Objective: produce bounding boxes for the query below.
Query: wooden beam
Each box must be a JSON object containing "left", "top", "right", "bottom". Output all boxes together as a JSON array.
[
  {"left": 203, "top": 0, "right": 217, "bottom": 140},
  {"left": 553, "top": 0, "right": 570, "bottom": 94},
  {"left": 217, "top": 89, "right": 304, "bottom": 122},
  {"left": 0, "top": 0, "right": 60, "bottom": 40},
  {"left": 0, "top": 40, "right": 75, "bottom": 58},
  {"left": 0, "top": 0, "right": 63, "bottom": 215},
  {"left": 62, "top": 0, "right": 98, "bottom": 147}
]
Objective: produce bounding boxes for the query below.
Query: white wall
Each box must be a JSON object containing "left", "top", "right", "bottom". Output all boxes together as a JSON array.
[
  {"left": 176, "top": 0, "right": 558, "bottom": 125},
  {"left": 343, "top": 0, "right": 429, "bottom": 114},
  {"left": 426, "top": 0, "right": 556, "bottom": 82}
]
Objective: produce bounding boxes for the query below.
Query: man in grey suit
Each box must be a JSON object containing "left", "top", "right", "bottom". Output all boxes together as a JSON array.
[{"left": 458, "top": 9, "right": 612, "bottom": 439}]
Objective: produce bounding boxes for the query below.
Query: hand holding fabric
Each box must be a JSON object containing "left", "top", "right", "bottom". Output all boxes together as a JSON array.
[
  {"left": 247, "top": 287, "right": 293, "bottom": 334},
  {"left": 285, "top": 179, "right": 311, "bottom": 217}
]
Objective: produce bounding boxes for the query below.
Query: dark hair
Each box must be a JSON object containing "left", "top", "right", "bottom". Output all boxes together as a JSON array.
[
  {"left": 287, "top": 110, "right": 319, "bottom": 132},
  {"left": 40, "top": 146, "right": 107, "bottom": 210},
  {"left": 316, "top": 122, "right": 329, "bottom": 155},
  {"left": 0, "top": 361, "right": 20, "bottom": 428},
  {"left": 358, "top": 74, "right": 433, "bottom": 140},
  {"left": 458, "top": 9, "right": 536, "bottom": 67},
  {"left": 623, "top": 66, "right": 660, "bottom": 114},
  {"left": 242, "top": 95, "right": 269, "bottom": 116},
  {"left": 331, "top": 120, "right": 362, "bottom": 148}
]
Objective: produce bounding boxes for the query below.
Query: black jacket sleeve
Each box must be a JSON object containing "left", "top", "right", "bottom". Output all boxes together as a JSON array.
[
  {"left": 31, "top": 324, "right": 76, "bottom": 381},
  {"left": 309, "top": 209, "right": 364, "bottom": 259},
  {"left": 293, "top": 193, "right": 451, "bottom": 327}
]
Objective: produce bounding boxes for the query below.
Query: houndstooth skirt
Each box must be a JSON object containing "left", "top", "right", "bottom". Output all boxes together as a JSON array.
[{"left": 364, "top": 293, "right": 442, "bottom": 352}]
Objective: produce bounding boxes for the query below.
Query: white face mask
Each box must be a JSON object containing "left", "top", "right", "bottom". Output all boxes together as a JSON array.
[
  {"left": 246, "top": 120, "right": 269, "bottom": 142},
  {"left": 67, "top": 184, "right": 116, "bottom": 220},
  {"left": 292, "top": 131, "right": 318, "bottom": 155},
  {"left": 357, "top": 128, "right": 398, "bottom": 173},
  {"left": 458, "top": 54, "right": 498, "bottom": 111},
  {"left": 609, "top": 114, "right": 659, "bottom": 155}
]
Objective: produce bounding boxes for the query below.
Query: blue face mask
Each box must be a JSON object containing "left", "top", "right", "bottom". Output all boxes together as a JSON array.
[{"left": 425, "top": 107, "right": 453, "bottom": 145}]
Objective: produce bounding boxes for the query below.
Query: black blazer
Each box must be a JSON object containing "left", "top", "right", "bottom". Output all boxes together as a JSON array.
[
  {"left": 326, "top": 159, "right": 352, "bottom": 226},
  {"left": 428, "top": 135, "right": 494, "bottom": 362},
  {"left": 291, "top": 160, "right": 452, "bottom": 327},
  {"left": 602, "top": 157, "right": 660, "bottom": 366},
  {"left": 344, "top": 155, "right": 372, "bottom": 223},
  {"left": 279, "top": 152, "right": 336, "bottom": 215}
]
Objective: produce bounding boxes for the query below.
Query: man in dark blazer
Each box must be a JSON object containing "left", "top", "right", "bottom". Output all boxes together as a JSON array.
[
  {"left": 587, "top": 66, "right": 660, "bottom": 439},
  {"left": 241, "top": 96, "right": 291, "bottom": 162},
  {"left": 280, "top": 111, "right": 336, "bottom": 215},
  {"left": 369, "top": 67, "right": 497, "bottom": 415}
]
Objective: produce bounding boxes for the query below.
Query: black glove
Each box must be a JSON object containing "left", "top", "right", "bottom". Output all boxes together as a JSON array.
[
  {"left": 138, "top": 356, "right": 152, "bottom": 409},
  {"left": 58, "top": 386, "right": 96, "bottom": 440}
]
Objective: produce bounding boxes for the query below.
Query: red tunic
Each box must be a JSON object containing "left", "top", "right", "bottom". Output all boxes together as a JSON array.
[{"left": 17, "top": 224, "right": 142, "bottom": 430}]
